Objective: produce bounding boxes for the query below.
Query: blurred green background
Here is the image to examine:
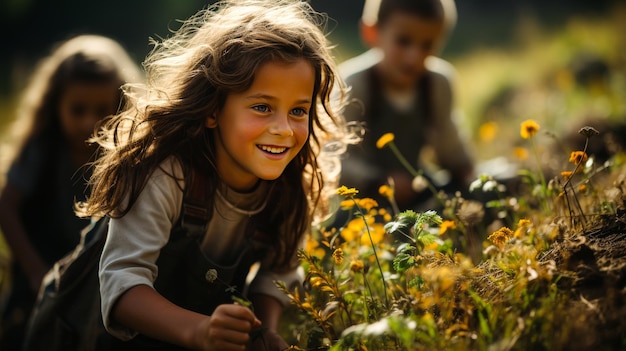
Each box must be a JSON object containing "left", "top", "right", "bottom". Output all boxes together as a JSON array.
[{"left": 1, "top": 0, "right": 624, "bottom": 160}]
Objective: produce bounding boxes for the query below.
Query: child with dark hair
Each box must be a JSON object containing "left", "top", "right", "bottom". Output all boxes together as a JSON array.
[
  {"left": 78, "top": 1, "right": 350, "bottom": 349},
  {"left": 0, "top": 34, "right": 141, "bottom": 349},
  {"left": 339, "top": 0, "right": 475, "bottom": 210}
]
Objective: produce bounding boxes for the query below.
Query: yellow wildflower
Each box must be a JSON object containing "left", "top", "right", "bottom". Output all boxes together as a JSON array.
[
  {"left": 488, "top": 227, "right": 513, "bottom": 248},
  {"left": 513, "top": 147, "right": 528, "bottom": 160},
  {"left": 305, "top": 236, "right": 326, "bottom": 258},
  {"left": 367, "top": 222, "right": 386, "bottom": 245},
  {"left": 340, "top": 218, "right": 385, "bottom": 246},
  {"left": 356, "top": 198, "right": 378, "bottom": 211},
  {"left": 478, "top": 121, "right": 498, "bottom": 142},
  {"left": 337, "top": 185, "right": 359, "bottom": 197},
  {"left": 332, "top": 248, "right": 344, "bottom": 265},
  {"left": 579, "top": 184, "right": 587, "bottom": 192},
  {"left": 340, "top": 218, "right": 362, "bottom": 242},
  {"left": 561, "top": 171, "right": 573, "bottom": 179},
  {"left": 439, "top": 220, "right": 457, "bottom": 235},
  {"left": 569, "top": 151, "right": 588, "bottom": 165},
  {"left": 340, "top": 199, "right": 354, "bottom": 210},
  {"left": 378, "top": 185, "right": 394, "bottom": 199},
  {"left": 514, "top": 218, "right": 531, "bottom": 238},
  {"left": 376, "top": 133, "right": 395, "bottom": 149},
  {"left": 520, "top": 119, "right": 540, "bottom": 139},
  {"left": 350, "top": 260, "right": 364, "bottom": 273}
]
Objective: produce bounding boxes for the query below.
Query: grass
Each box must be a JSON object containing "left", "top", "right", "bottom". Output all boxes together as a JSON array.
[{"left": 275, "top": 10, "right": 626, "bottom": 351}]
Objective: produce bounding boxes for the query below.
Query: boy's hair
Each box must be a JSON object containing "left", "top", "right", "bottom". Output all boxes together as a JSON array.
[
  {"left": 4, "top": 35, "right": 141, "bottom": 171},
  {"left": 362, "top": 0, "right": 457, "bottom": 33},
  {"left": 83, "top": 0, "right": 348, "bottom": 268}
]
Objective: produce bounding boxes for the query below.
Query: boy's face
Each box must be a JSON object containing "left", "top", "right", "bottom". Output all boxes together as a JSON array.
[
  {"left": 376, "top": 12, "right": 445, "bottom": 90},
  {"left": 206, "top": 58, "right": 314, "bottom": 192}
]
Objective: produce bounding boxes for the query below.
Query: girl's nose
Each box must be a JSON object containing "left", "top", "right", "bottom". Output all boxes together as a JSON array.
[{"left": 269, "top": 113, "right": 294, "bottom": 137}]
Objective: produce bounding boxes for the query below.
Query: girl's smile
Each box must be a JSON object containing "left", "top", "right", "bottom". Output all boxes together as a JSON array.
[{"left": 207, "top": 58, "right": 315, "bottom": 191}]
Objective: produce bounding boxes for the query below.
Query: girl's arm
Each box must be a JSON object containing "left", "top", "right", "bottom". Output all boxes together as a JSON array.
[
  {"left": 114, "top": 284, "right": 261, "bottom": 351},
  {"left": 249, "top": 293, "right": 289, "bottom": 350},
  {"left": 0, "top": 183, "right": 48, "bottom": 291},
  {"left": 250, "top": 293, "right": 283, "bottom": 331}
]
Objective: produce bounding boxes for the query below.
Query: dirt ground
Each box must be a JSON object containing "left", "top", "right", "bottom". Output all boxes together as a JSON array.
[{"left": 544, "top": 204, "right": 626, "bottom": 350}]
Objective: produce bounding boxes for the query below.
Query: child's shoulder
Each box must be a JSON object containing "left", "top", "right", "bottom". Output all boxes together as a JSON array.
[
  {"left": 338, "top": 48, "right": 383, "bottom": 83},
  {"left": 425, "top": 56, "right": 457, "bottom": 84}
]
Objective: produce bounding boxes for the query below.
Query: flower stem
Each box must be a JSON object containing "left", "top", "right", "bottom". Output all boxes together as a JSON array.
[{"left": 352, "top": 198, "right": 389, "bottom": 307}]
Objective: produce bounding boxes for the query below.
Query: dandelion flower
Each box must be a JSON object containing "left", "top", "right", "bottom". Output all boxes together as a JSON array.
[
  {"left": 376, "top": 133, "right": 395, "bottom": 149},
  {"left": 356, "top": 198, "right": 379, "bottom": 211},
  {"left": 569, "top": 151, "right": 588, "bottom": 165},
  {"left": 340, "top": 199, "right": 354, "bottom": 210},
  {"left": 350, "top": 260, "right": 364, "bottom": 273},
  {"left": 204, "top": 269, "right": 218, "bottom": 283},
  {"left": 520, "top": 119, "right": 540, "bottom": 139},
  {"left": 378, "top": 185, "right": 393, "bottom": 199},
  {"left": 412, "top": 175, "right": 429, "bottom": 193},
  {"left": 439, "top": 220, "right": 457, "bottom": 235},
  {"left": 337, "top": 185, "right": 359, "bottom": 197},
  {"left": 488, "top": 227, "right": 513, "bottom": 248},
  {"left": 456, "top": 200, "right": 485, "bottom": 226}
]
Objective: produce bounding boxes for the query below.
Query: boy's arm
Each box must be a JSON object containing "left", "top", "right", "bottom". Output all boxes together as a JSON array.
[{"left": 428, "top": 63, "right": 475, "bottom": 186}]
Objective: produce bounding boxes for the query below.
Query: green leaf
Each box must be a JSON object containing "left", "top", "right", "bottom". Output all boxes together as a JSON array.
[{"left": 393, "top": 253, "right": 414, "bottom": 273}]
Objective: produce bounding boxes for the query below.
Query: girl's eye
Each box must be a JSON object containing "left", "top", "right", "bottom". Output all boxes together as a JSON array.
[
  {"left": 291, "top": 107, "right": 308, "bottom": 117},
  {"left": 252, "top": 105, "right": 270, "bottom": 113},
  {"left": 70, "top": 104, "right": 88, "bottom": 116}
]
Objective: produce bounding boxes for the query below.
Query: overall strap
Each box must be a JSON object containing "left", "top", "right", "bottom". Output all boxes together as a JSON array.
[
  {"left": 180, "top": 167, "right": 211, "bottom": 236},
  {"left": 366, "top": 67, "right": 432, "bottom": 126}
]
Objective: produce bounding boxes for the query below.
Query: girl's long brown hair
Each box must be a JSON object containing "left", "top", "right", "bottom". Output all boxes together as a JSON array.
[
  {"left": 80, "top": 0, "right": 349, "bottom": 268},
  {"left": 2, "top": 35, "right": 141, "bottom": 178}
]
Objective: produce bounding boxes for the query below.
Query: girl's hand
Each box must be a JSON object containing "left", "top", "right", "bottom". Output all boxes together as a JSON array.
[
  {"left": 194, "top": 304, "right": 262, "bottom": 351},
  {"left": 248, "top": 328, "right": 289, "bottom": 351}
]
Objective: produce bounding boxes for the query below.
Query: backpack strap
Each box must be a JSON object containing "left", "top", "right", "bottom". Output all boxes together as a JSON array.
[{"left": 180, "top": 167, "right": 211, "bottom": 236}]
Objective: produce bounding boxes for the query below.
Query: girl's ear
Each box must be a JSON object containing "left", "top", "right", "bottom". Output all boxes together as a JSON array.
[{"left": 205, "top": 114, "right": 218, "bottom": 128}]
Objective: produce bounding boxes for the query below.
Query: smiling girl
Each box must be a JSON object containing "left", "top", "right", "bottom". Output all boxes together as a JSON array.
[{"left": 78, "top": 1, "right": 348, "bottom": 350}]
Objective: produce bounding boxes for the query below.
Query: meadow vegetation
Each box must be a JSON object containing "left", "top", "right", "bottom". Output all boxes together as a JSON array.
[{"left": 277, "top": 9, "right": 626, "bottom": 351}]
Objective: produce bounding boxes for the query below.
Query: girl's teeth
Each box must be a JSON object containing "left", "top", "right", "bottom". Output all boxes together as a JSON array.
[{"left": 260, "top": 145, "right": 286, "bottom": 154}]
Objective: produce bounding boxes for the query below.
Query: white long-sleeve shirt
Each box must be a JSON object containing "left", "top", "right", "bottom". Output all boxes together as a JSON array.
[{"left": 99, "top": 158, "right": 302, "bottom": 340}]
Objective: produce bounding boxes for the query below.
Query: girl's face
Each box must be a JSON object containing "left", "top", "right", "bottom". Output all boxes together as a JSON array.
[
  {"left": 207, "top": 58, "right": 315, "bottom": 191},
  {"left": 376, "top": 13, "right": 445, "bottom": 90},
  {"left": 59, "top": 81, "right": 120, "bottom": 150}
]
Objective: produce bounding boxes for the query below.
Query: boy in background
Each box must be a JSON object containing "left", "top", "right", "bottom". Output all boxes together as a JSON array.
[{"left": 339, "top": 0, "right": 474, "bottom": 210}]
